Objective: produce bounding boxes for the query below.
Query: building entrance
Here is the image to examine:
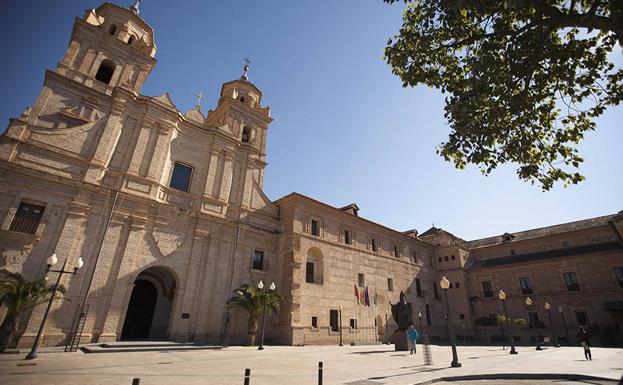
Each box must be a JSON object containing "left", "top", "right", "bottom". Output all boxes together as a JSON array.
[{"left": 120, "top": 266, "right": 176, "bottom": 340}]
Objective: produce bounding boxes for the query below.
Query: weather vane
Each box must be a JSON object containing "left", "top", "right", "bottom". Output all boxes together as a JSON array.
[
  {"left": 129, "top": 0, "right": 142, "bottom": 15},
  {"left": 241, "top": 58, "right": 251, "bottom": 81}
]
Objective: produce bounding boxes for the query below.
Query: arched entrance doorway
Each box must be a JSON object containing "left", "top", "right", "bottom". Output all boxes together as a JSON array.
[{"left": 121, "top": 266, "right": 176, "bottom": 340}]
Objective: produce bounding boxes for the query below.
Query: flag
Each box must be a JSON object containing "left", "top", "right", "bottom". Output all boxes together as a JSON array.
[
  {"left": 365, "top": 286, "right": 370, "bottom": 307},
  {"left": 354, "top": 283, "right": 359, "bottom": 304},
  {"left": 374, "top": 287, "right": 378, "bottom": 306}
]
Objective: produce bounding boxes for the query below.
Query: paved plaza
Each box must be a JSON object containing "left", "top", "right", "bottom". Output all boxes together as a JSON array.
[{"left": 0, "top": 344, "right": 622, "bottom": 385}]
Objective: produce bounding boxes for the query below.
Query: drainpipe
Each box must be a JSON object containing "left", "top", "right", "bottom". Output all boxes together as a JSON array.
[{"left": 82, "top": 189, "right": 119, "bottom": 301}]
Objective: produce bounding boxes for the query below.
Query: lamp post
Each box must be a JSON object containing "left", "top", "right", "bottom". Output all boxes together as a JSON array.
[
  {"left": 544, "top": 302, "right": 557, "bottom": 347},
  {"left": 25, "top": 253, "right": 83, "bottom": 360},
  {"left": 418, "top": 311, "right": 423, "bottom": 340},
  {"left": 339, "top": 305, "right": 344, "bottom": 346},
  {"left": 525, "top": 297, "right": 542, "bottom": 350},
  {"left": 498, "top": 290, "right": 517, "bottom": 354},
  {"left": 384, "top": 310, "right": 390, "bottom": 345},
  {"left": 558, "top": 305, "right": 570, "bottom": 345},
  {"left": 440, "top": 276, "right": 461, "bottom": 367},
  {"left": 257, "top": 280, "right": 275, "bottom": 351}
]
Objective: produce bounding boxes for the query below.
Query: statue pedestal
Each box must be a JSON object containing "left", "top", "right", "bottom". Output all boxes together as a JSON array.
[{"left": 393, "top": 331, "right": 408, "bottom": 351}]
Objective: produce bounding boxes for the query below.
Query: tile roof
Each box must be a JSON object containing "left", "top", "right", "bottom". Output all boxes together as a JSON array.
[
  {"left": 466, "top": 241, "right": 622, "bottom": 269},
  {"left": 462, "top": 213, "right": 621, "bottom": 249}
]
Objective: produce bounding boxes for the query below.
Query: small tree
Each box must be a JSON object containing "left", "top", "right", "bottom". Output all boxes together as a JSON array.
[
  {"left": 0, "top": 270, "right": 66, "bottom": 352},
  {"left": 227, "top": 284, "right": 281, "bottom": 346}
]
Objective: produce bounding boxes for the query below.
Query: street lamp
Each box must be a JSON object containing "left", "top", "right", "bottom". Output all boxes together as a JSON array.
[
  {"left": 417, "top": 311, "right": 423, "bottom": 339},
  {"left": 498, "top": 290, "right": 517, "bottom": 354},
  {"left": 525, "top": 297, "right": 542, "bottom": 350},
  {"left": 440, "top": 276, "right": 461, "bottom": 367},
  {"left": 544, "top": 302, "right": 558, "bottom": 347},
  {"left": 558, "top": 305, "right": 570, "bottom": 345},
  {"left": 257, "top": 280, "right": 275, "bottom": 351},
  {"left": 384, "top": 309, "right": 390, "bottom": 345},
  {"left": 25, "top": 254, "right": 83, "bottom": 360},
  {"left": 339, "top": 305, "right": 344, "bottom": 346}
]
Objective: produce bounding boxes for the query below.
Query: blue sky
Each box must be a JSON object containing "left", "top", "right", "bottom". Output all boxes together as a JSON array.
[{"left": 1, "top": 0, "right": 621, "bottom": 240}]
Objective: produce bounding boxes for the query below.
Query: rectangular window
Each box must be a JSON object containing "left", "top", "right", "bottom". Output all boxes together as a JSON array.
[
  {"left": 169, "top": 162, "right": 193, "bottom": 192},
  {"left": 562, "top": 240, "right": 570, "bottom": 248},
  {"left": 350, "top": 318, "right": 357, "bottom": 329},
  {"left": 455, "top": 282, "right": 460, "bottom": 288},
  {"left": 433, "top": 282, "right": 440, "bottom": 300},
  {"left": 575, "top": 311, "right": 589, "bottom": 325},
  {"left": 415, "top": 278, "right": 422, "bottom": 297},
  {"left": 252, "top": 250, "right": 264, "bottom": 270},
  {"left": 615, "top": 267, "right": 623, "bottom": 288},
  {"left": 371, "top": 238, "right": 377, "bottom": 252},
  {"left": 563, "top": 272, "right": 580, "bottom": 291},
  {"left": 9, "top": 202, "right": 45, "bottom": 234},
  {"left": 425, "top": 304, "right": 432, "bottom": 326},
  {"left": 519, "top": 276, "right": 533, "bottom": 295},
  {"left": 482, "top": 281, "right": 493, "bottom": 297},
  {"left": 311, "top": 219, "right": 319, "bottom": 236},
  {"left": 387, "top": 278, "right": 394, "bottom": 292},
  {"left": 394, "top": 245, "right": 399, "bottom": 258},
  {"left": 451, "top": 255, "right": 456, "bottom": 260},
  {"left": 311, "top": 316, "right": 318, "bottom": 328},
  {"left": 358, "top": 273, "right": 365, "bottom": 288},
  {"left": 344, "top": 229, "right": 351, "bottom": 245},
  {"left": 306, "top": 262, "right": 315, "bottom": 283},
  {"left": 412, "top": 250, "right": 417, "bottom": 263},
  {"left": 330, "top": 310, "right": 339, "bottom": 332},
  {"left": 438, "top": 257, "right": 442, "bottom": 262},
  {"left": 444, "top": 255, "right": 449, "bottom": 261}
]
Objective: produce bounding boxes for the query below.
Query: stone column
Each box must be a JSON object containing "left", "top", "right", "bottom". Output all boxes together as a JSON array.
[
  {"left": 84, "top": 98, "right": 128, "bottom": 183},
  {"left": 98, "top": 215, "right": 147, "bottom": 342},
  {"left": 83, "top": 213, "right": 131, "bottom": 343},
  {"left": 146, "top": 123, "right": 174, "bottom": 183},
  {"left": 219, "top": 153, "right": 235, "bottom": 202}
]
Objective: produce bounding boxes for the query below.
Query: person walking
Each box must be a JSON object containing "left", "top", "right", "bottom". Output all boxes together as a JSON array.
[
  {"left": 407, "top": 324, "right": 418, "bottom": 355},
  {"left": 576, "top": 326, "right": 592, "bottom": 360}
]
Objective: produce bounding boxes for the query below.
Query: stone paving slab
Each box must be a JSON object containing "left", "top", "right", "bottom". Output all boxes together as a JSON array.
[{"left": 0, "top": 345, "right": 621, "bottom": 385}]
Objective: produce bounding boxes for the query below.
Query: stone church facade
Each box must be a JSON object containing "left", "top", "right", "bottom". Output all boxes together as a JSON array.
[{"left": 1, "top": 2, "right": 622, "bottom": 349}]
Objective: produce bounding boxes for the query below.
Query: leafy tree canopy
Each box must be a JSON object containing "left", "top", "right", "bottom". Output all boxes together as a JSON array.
[{"left": 384, "top": 0, "right": 622, "bottom": 190}]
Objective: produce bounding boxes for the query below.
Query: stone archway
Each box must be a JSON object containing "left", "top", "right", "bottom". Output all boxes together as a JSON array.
[{"left": 120, "top": 266, "right": 176, "bottom": 340}]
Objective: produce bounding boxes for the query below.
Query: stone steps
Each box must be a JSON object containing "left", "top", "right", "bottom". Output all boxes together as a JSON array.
[{"left": 81, "top": 341, "right": 222, "bottom": 354}]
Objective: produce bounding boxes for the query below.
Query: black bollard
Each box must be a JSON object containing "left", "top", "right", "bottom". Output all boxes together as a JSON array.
[
  {"left": 318, "top": 361, "right": 323, "bottom": 385},
  {"left": 244, "top": 368, "right": 251, "bottom": 385},
  {"left": 132, "top": 379, "right": 140, "bottom": 385}
]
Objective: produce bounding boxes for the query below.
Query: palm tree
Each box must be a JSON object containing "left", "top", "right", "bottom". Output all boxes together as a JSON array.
[
  {"left": 0, "top": 270, "right": 66, "bottom": 352},
  {"left": 227, "top": 283, "right": 281, "bottom": 346}
]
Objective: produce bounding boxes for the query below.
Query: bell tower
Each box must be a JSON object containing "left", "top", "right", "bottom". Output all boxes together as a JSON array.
[
  {"left": 56, "top": 1, "right": 157, "bottom": 94},
  {"left": 205, "top": 63, "right": 274, "bottom": 217}
]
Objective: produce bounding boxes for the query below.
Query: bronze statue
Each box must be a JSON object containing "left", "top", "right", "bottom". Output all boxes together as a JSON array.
[{"left": 390, "top": 291, "right": 413, "bottom": 332}]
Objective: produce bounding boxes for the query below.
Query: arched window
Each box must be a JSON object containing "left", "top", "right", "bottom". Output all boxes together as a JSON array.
[
  {"left": 95, "top": 59, "right": 115, "bottom": 84},
  {"left": 241, "top": 126, "right": 251, "bottom": 143},
  {"left": 109, "top": 24, "right": 117, "bottom": 36},
  {"left": 239, "top": 96, "right": 245, "bottom": 103},
  {"left": 306, "top": 248, "right": 324, "bottom": 284},
  {"left": 127, "top": 35, "right": 134, "bottom": 45}
]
